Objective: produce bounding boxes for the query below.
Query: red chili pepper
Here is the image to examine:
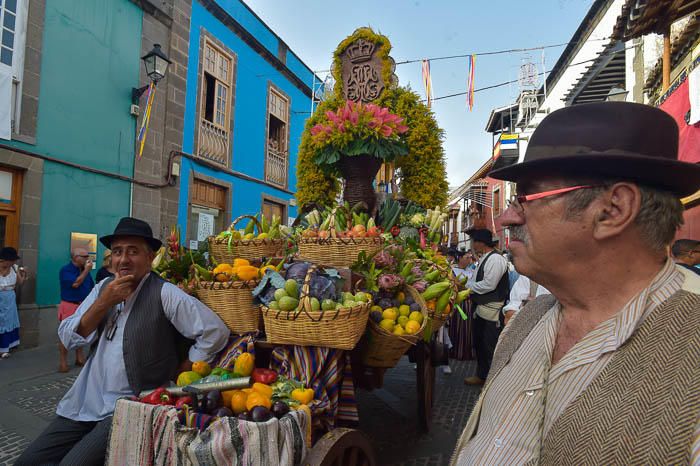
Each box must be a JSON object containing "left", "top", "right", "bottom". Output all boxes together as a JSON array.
[
  {"left": 419, "top": 227, "right": 428, "bottom": 249},
  {"left": 251, "top": 368, "right": 278, "bottom": 384},
  {"left": 141, "top": 387, "right": 174, "bottom": 405},
  {"left": 175, "top": 396, "right": 193, "bottom": 409},
  {"left": 390, "top": 225, "right": 401, "bottom": 237}
]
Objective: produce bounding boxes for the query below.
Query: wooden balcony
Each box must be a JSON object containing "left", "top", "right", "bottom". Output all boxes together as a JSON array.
[
  {"left": 197, "top": 119, "right": 229, "bottom": 167},
  {"left": 265, "top": 147, "right": 288, "bottom": 188}
]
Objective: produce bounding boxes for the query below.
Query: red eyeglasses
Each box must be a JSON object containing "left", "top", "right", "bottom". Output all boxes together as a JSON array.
[{"left": 509, "top": 185, "right": 598, "bottom": 212}]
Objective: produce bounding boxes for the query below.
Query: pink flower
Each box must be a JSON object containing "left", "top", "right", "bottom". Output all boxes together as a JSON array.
[
  {"left": 337, "top": 123, "right": 345, "bottom": 133},
  {"left": 311, "top": 124, "right": 324, "bottom": 136},
  {"left": 396, "top": 124, "right": 409, "bottom": 134},
  {"left": 368, "top": 118, "right": 380, "bottom": 129},
  {"left": 325, "top": 111, "right": 339, "bottom": 123},
  {"left": 349, "top": 111, "right": 359, "bottom": 125},
  {"left": 380, "top": 125, "right": 393, "bottom": 137}
]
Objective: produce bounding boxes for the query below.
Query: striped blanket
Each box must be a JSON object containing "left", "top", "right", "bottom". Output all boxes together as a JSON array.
[
  {"left": 270, "top": 346, "right": 358, "bottom": 431},
  {"left": 214, "top": 334, "right": 359, "bottom": 431},
  {"left": 106, "top": 399, "right": 309, "bottom": 466}
]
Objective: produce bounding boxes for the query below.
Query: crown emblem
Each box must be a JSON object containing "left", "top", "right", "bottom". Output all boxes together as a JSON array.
[{"left": 346, "top": 39, "right": 375, "bottom": 63}]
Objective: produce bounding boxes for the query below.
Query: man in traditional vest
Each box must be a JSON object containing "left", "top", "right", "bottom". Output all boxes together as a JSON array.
[
  {"left": 17, "top": 217, "right": 230, "bottom": 466},
  {"left": 463, "top": 228, "right": 509, "bottom": 386},
  {"left": 451, "top": 102, "right": 700, "bottom": 465}
]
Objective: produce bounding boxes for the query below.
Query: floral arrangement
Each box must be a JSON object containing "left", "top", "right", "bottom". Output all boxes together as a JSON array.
[{"left": 309, "top": 101, "right": 409, "bottom": 173}]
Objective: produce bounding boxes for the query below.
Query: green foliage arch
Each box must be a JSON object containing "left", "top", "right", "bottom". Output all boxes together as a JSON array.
[{"left": 295, "top": 28, "right": 448, "bottom": 209}]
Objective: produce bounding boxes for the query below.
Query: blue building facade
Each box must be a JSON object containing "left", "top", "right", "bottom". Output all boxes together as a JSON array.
[{"left": 179, "top": 0, "right": 316, "bottom": 243}]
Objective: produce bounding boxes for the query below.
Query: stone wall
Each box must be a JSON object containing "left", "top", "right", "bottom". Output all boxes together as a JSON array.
[{"left": 131, "top": 0, "right": 191, "bottom": 241}]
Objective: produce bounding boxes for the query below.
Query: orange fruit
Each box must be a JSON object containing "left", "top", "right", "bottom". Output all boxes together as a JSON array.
[
  {"left": 191, "top": 361, "right": 211, "bottom": 377},
  {"left": 229, "top": 390, "right": 248, "bottom": 414}
]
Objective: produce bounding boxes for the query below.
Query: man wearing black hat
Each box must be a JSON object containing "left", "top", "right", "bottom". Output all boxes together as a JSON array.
[
  {"left": 17, "top": 217, "right": 230, "bottom": 466},
  {"left": 452, "top": 102, "right": 700, "bottom": 465},
  {"left": 463, "top": 228, "right": 509, "bottom": 385}
]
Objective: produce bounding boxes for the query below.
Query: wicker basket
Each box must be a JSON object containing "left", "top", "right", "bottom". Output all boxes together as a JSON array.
[
  {"left": 209, "top": 215, "right": 285, "bottom": 264},
  {"left": 195, "top": 279, "right": 262, "bottom": 335},
  {"left": 297, "top": 237, "right": 383, "bottom": 268},
  {"left": 358, "top": 286, "right": 428, "bottom": 368},
  {"left": 260, "top": 265, "right": 370, "bottom": 350},
  {"left": 297, "top": 207, "right": 383, "bottom": 268}
]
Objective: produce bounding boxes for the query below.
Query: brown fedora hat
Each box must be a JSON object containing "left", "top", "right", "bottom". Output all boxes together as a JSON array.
[{"left": 489, "top": 101, "right": 700, "bottom": 197}]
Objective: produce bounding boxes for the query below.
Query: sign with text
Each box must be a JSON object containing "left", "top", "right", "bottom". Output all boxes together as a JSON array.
[{"left": 197, "top": 213, "right": 214, "bottom": 241}]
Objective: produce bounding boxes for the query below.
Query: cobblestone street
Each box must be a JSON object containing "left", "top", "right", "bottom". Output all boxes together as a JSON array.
[{"left": 0, "top": 344, "right": 479, "bottom": 466}]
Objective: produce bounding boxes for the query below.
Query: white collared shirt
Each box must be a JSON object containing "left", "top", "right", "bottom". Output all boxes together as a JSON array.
[{"left": 56, "top": 274, "right": 230, "bottom": 421}]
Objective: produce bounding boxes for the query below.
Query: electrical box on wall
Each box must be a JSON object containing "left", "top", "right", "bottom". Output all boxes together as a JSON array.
[{"left": 130, "top": 105, "right": 140, "bottom": 117}]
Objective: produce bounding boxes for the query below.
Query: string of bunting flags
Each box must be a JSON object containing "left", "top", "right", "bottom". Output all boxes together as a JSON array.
[{"left": 137, "top": 81, "right": 157, "bottom": 159}]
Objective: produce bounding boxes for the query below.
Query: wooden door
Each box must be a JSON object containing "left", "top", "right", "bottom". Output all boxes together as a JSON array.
[
  {"left": 0, "top": 167, "right": 23, "bottom": 249},
  {"left": 262, "top": 199, "right": 285, "bottom": 225}
]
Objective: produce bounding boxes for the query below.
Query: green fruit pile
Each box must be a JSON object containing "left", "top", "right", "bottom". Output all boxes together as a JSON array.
[{"left": 267, "top": 280, "right": 370, "bottom": 312}]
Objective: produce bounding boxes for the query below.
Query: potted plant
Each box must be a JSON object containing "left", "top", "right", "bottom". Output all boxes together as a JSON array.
[{"left": 309, "top": 100, "right": 408, "bottom": 212}]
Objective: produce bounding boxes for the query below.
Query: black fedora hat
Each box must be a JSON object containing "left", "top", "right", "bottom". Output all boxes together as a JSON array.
[
  {"left": 489, "top": 101, "right": 700, "bottom": 197},
  {"left": 100, "top": 217, "right": 162, "bottom": 251},
  {"left": 467, "top": 228, "right": 497, "bottom": 247},
  {"left": 0, "top": 247, "right": 20, "bottom": 261}
]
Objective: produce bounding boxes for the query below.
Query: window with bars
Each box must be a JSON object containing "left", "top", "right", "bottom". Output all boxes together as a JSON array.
[
  {"left": 0, "top": 0, "right": 27, "bottom": 135},
  {"left": 265, "top": 87, "right": 289, "bottom": 187},
  {"left": 197, "top": 39, "right": 233, "bottom": 166}
]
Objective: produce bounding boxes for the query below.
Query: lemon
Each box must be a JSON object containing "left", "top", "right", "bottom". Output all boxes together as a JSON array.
[
  {"left": 382, "top": 308, "right": 398, "bottom": 321},
  {"left": 393, "top": 325, "right": 406, "bottom": 336},
  {"left": 397, "top": 316, "right": 409, "bottom": 327},
  {"left": 256, "top": 232, "right": 268, "bottom": 239},
  {"left": 379, "top": 319, "right": 395, "bottom": 332},
  {"left": 370, "top": 305, "right": 383, "bottom": 313},
  {"left": 405, "top": 320, "right": 421, "bottom": 334},
  {"left": 408, "top": 311, "right": 424, "bottom": 324},
  {"left": 398, "top": 304, "right": 410, "bottom": 317},
  {"left": 243, "top": 233, "right": 255, "bottom": 240}
]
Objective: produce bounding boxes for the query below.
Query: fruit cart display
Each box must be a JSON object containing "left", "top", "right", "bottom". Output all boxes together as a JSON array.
[{"left": 127, "top": 26, "right": 456, "bottom": 463}]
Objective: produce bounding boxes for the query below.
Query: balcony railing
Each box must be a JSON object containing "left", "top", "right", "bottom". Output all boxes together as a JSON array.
[
  {"left": 265, "top": 147, "right": 288, "bottom": 188},
  {"left": 198, "top": 119, "right": 229, "bottom": 166}
]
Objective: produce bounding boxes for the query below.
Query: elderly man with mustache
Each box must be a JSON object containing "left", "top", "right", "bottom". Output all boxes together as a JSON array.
[{"left": 451, "top": 102, "right": 700, "bottom": 465}]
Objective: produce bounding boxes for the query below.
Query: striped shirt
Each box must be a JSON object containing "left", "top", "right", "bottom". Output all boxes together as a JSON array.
[{"left": 457, "top": 260, "right": 700, "bottom": 465}]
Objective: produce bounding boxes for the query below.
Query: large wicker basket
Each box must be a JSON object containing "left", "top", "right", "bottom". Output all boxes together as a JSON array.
[
  {"left": 260, "top": 265, "right": 370, "bottom": 350},
  {"left": 209, "top": 215, "right": 285, "bottom": 264},
  {"left": 195, "top": 279, "right": 262, "bottom": 335},
  {"left": 358, "top": 286, "right": 428, "bottom": 368},
  {"left": 297, "top": 207, "right": 383, "bottom": 268},
  {"left": 297, "top": 236, "right": 383, "bottom": 268}
]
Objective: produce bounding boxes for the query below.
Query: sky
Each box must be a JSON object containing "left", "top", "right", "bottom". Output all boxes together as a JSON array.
[{"left": 245, "top": 0, "right": 595, "bottom": 190}]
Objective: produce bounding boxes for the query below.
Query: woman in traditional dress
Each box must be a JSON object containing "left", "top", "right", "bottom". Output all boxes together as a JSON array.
[{"left": 0, "top": 247, "right": 26, "bottom": 358}]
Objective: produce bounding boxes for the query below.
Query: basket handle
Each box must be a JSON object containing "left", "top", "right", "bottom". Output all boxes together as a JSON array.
[{"left": 228, "top": 214, "right": 261, "bottom": 234}]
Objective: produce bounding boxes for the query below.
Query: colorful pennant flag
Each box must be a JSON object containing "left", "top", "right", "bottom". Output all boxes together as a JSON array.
[
  {"left": 466, "top": 54, "right": 476, "bottom": 111},
  {"left": 421, "top": 59, "right": 433, "bottom": 108},
  {"left": 137, "top": 81, "right": 156, "bottom": 159}
]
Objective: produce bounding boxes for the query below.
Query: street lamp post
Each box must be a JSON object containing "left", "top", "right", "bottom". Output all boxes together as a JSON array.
[{"left": 132, "top": 44, "right": 172, "bottom": 104}]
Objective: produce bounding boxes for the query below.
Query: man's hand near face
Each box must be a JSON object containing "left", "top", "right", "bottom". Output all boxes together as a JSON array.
[{"left": 77, "top": 275, "right": 137, "bottom": 338}]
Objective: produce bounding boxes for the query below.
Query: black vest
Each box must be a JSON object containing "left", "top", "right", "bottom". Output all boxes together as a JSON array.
[
  {"left": 471, "top": 251, "right": 510, "bottom": 305},
  {"left": 96, "top": 272, "right": 189, "bottom": 395}
]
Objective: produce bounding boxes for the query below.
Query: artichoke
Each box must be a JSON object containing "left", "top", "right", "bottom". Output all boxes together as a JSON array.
[
  {"left": 373, "top": 251, "right": 396, "bottom": 269},
  {"left": 412, "top": 280, "right": 428, "bottom": 293},
  {"left": 378, "top": 274, "right": 404, "bottom": 290}
]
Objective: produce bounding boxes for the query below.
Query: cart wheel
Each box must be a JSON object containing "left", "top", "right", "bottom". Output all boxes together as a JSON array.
[
  {"left": 416, "top": 340, "right": 435, "bottom": 432},
  {"left": 306, "top": 427, "right": 377, "bottom": 466}
]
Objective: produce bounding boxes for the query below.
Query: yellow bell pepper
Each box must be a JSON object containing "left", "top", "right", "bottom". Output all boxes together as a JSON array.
[
  {"left": 291, "top": 388, "right": 314, "bottom": 405},
  {"left": 233, "top": 353, "right": 254, "bottom": 377}
]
